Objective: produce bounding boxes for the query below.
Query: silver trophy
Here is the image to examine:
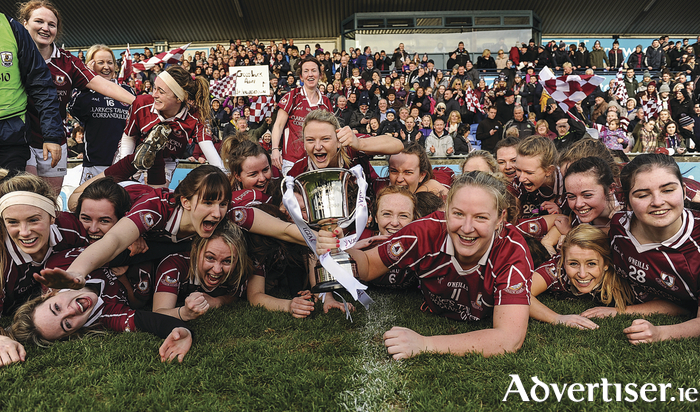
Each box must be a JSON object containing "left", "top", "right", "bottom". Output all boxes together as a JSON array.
[{"left": 286, "top": 168, "right": 363, "bottom": 293}]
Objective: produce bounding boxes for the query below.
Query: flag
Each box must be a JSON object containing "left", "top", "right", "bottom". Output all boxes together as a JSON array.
[
  {"left": 117, "top": 44, "right": 132, "bottom": 84},
  {"left": 464, "top": 86, "right": 484, "bottom": 114},
  {"left": 132, "top": 43, "right": 190, "bottom": 72},
  {"left": 248, "top": 96, "right": 274, "bottom": 122},
  {"left": 538, "top": 67, "right": 604, "bottom": 111},
  {"left": 613, "top": 68, "right": 629, "bottom": 103},
  {"left": 642, "top": 98, "right": 659, "bottom": 121},
  {"left": 210, "top": 73, "right": 236, "bottom": 99}
]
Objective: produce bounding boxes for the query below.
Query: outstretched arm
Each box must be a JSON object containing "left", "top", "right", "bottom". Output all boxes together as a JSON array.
[
  {"left": 383, "top": 304, "right": 529, "bottom": 360},
  {"left": 87, "top": 76, "right": 135, "bottom": 106},
  {"left": 624, "top": 307, "right": 700, "bottom": 344},
  {"left": 37, "top": 217, "right": 142, "bottom": 286},
  {"left": 529, "top": 273, "right": 598, "bottom": 330}
]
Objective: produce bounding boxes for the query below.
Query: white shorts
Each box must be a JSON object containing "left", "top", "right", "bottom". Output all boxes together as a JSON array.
[
  {"left": 80, "top": 165, "right": 108, "bottom": 184},
  {"left": 26, "top": 144, "right": 68, "bottom": 177}
]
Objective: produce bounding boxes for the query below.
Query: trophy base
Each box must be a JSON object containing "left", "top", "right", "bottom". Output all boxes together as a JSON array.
[
  {"left": 312, "top": 251, "right": 359, "bottom": 294},
  {"left": 311, "top": 280, "right": 344, "bottom": 293}
]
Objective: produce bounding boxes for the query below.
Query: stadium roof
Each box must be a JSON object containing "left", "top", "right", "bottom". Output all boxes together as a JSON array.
[{"left": 4, "top": 0, "right": 699, "bottom": 48}]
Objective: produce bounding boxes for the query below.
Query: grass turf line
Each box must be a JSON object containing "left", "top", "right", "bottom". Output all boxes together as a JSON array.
[{"left": 338, "top": 289, "right": 410, "bottom": 411}]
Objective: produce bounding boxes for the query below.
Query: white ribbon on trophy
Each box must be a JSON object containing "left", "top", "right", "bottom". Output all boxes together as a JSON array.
[{"left": 282, "top": 164, "right": 374, "bottom": 310}]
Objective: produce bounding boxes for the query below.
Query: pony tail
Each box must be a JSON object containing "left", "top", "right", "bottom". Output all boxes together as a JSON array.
[
  {"left": 220, "top": 134, "right": 242, "bottom": 174},
  {"left": 192, "top": 75, "right": 212, "bottom": 125}
]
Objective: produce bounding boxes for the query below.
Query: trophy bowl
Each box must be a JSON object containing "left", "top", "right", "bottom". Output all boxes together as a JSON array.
[{"left": 288, "top": 168, "right": 363, "bottom": 293}]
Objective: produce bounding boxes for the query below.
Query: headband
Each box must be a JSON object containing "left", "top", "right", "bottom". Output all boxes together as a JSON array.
[
  {"left": 0, "top": 191, "right": 57, "bottom": 218},
  {"left": 158, "top": 71, "right": 188, "bottom": 102}
]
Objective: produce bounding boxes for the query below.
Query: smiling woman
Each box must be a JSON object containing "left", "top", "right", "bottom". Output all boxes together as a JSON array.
[
  {"left": 18, "top": 0, "right": 136, "bottom": 194},
  {"left": 529, "top": 225, "right": 633, "bottom": 330},
  {"left": 151, "top": 221, "right": 251, "bottom": 321},
  {"left": 317, "top": 172, "right": 533, "bottom": 359},
  {"left": 10, "top": 257, "right": 193, "bottom": 364},
  {"left": 581, "top": 154, "right": 700, "bottom": 345},
  {"left": 286, "top": 109, "right": 403, "bottom": 183}
]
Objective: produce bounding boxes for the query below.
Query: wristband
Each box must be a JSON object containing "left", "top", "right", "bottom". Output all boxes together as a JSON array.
[
  {"left": 178, "top": 307, "right": 184, "bottom": 321},
  {"left": 271, "top": 147, "right": 281, "bottom": 151}
]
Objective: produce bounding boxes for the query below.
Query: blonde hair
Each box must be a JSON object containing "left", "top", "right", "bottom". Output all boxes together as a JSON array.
[
  {"left": 85, "top": 44, "right": 116, "bottom": 80},
  {"left": 447, "top": 171, "right": 508, "bottom": 218},
  {"left": 517, "top": 135, "right": 558, "bottom": 170},
  {"left": 460, "top": 150, "right": 498, "bottom": 174},
  {"left": 188, "top": 221, "right": 251, "bottom": 292},
  {"left": 558, "top": 225, "right": 633, "bottom": 311},
  {"left": 302, "top": 109, "right": 350, "bottom": 167}
]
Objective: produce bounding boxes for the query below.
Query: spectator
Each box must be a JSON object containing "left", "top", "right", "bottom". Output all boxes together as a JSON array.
[
  {"left": 495, "top": 49, "right": 508, "bottom": 71},
  {"left": 452, "top": 123, "right": 472, "bottom": 155},
  {"left": 627, "top": 45, "right": 645, "bottom": 70},
  {"left": 503, "top": 106, "right": 535, "bottom": 138},
  {"left": 573, "top": 42, "right": 590, "bottom": 71},
  {"left": 334, "top": 95, "right": 352, "bottom": 127},
  {"left": 67, "top": 125, "right": 84, "bottom": 158},
  {"left": 495, "top": 90, "right": 516, "bottom": 125},
  {"left": 452, "top": 41, "right": 471, "bottom": 67},
  {"left": 349, "top": 95, "right": 374, "bottom": 131},
  {"left": 400, "top": 115, "right": 421, "bottom": 143},
  {"left": 476, "top": 106, "right": 502, "bottom": 152},
  {"left": 425, "top": 118, "right": 453, "bottom": 156},
  {"left": 606, "top": 40, "right": 623, "bottom": 69},
  {"left": 378, "top": 108, "right": 401, "bottom": 138},
  {"left": 589, "top": 40, "right": 608, "bottom": 70},
  {"left": 645, "top": 39, "right": 664, "bottom": 71},
  {"left": 476, "top": 49, "right": 496, "bottom": 71}
]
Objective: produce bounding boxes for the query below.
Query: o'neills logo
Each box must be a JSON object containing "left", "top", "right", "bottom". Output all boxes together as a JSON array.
[{"left": 54, "top": 74, "right": 66, "bottom": 86}]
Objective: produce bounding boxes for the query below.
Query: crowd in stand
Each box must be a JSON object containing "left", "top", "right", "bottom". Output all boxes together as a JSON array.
[
  {"left": 111, "top": 35, "right": 700, "bottom": 161},
  {"left": 5, "top": 0, "right": 700, "bottom": 367}
]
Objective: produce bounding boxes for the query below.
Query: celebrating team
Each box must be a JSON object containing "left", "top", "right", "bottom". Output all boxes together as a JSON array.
[{"left": 2, "top": 0, "right": 700, "bottom": 368}]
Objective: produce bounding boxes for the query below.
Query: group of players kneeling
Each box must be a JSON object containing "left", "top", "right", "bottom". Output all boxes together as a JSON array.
[{"left": 1, "top": 108, "right": 698, "bottom": 366}]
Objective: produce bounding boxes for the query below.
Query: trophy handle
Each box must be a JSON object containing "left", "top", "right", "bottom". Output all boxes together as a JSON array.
[{"left": 281, "top": 176, "right": 310, "bottom": 224}]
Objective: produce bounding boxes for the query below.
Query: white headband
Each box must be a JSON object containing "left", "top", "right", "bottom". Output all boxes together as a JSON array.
[
  {"left": 0, "top": 191, "right": 57, "bottom": 218},
  {"left": 158, "top": 71, "right": 188, "bottom": 102}
]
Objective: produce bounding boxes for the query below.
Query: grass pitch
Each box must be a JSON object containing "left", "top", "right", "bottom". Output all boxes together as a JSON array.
[{"left": 1, "top": 288, "right": 699, "bottom": 411}]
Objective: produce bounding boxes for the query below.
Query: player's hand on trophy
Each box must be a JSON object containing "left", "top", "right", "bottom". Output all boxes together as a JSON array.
[{"left": 316, "top": 228, "right": 341, "bottom": 255}]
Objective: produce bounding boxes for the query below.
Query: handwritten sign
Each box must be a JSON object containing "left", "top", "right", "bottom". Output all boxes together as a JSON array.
[{"left": 228, "top": 65, "right": 269, "bottom": 96}]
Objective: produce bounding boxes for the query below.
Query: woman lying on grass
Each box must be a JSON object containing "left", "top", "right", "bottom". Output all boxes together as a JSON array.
[
  {"left": 152, "top": 221, "right": 250, "bottom": 321},
  {"left": 318, "top": 171, "right": 533, "bottom": 359},
  {"left": 530, "top": 225, "right": 634, "bottom": 330},
  {"left": 8, "top": 252, "right": 192, "bottom": 364},
  {"left": 583, "top": 154, "right": 700, "bottom": 344}
]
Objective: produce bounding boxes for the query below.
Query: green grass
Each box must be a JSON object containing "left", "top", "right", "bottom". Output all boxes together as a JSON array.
[{"left": 2, "top": 289, "right": 700, "bottom": 411}]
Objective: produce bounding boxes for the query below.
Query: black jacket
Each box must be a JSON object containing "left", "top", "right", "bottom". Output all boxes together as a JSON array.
[{"left": 2, "top": 15, "right": 63, "bottom": 146}]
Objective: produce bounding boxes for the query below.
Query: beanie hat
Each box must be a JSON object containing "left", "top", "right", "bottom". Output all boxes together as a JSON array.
[{"left": 679, "top": 114, "right": 695, "bottom": 128}]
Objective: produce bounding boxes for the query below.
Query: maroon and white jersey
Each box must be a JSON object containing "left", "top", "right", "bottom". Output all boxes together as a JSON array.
[
  {"left": 1, "top": 216, "right": 90, "bottom": 317},
  {"left": 356, "top": 229, "right": 419, "bottom": 289},
  {"left": 610, "top": 210, "right": 700, "bottom": 306},
  {"left": 376, "top": 211, "right": 533, "bottom": 321},
  {"left": 154, "top": 252, "right": 245, "bottom": 299},
  {"left": 508, "top": 167, "right": 565, "bottom": 218},
  {"left": 46, "top": 249, "right": 136, "bottom": 332},
  {"left": 230, "top": 189, "right": 271, "bottom": 207},
  {"left": 27, "top": 45, "right": 96, "bottom": 148},
  {"left": 277, "top": 87, "right": 332, "bottom": 163},
  {"left": 123, "top": 184, "right": 190, "bottom": 243},
  {"left": 124, "top": 94, "right": 211, "bottom": 160}
]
